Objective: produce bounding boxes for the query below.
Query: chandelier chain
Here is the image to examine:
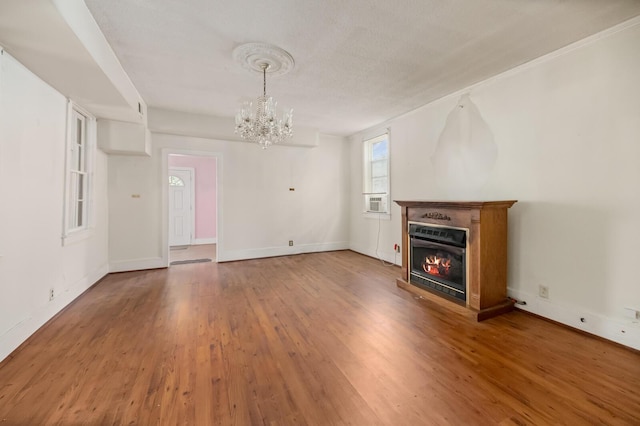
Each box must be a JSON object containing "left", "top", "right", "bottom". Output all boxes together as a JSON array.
[{"left": 263, "top": 64, "right": 267, "bottom": 97}]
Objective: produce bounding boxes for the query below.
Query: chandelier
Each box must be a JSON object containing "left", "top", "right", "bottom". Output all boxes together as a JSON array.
[
  {"left": 234, "top": 63, "right": 293, "bottom": 149},
  {"left": 233, "top": 43, "right": 295, "bottom": 149}
]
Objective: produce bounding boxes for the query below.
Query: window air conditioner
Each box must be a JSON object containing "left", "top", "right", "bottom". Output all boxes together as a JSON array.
[{"left": 369, "top": 197, "right": 383, "bottom": 212}]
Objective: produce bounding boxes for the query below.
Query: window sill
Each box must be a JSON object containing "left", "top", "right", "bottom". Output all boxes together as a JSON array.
[
  {"left": 362, "top": 212, "right": 391, "bottom": 220},
  {"left": 62, "top": 228, "right": 94, "bottom": 246}
]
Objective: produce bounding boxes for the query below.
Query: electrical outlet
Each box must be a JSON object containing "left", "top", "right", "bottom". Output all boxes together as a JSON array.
[
  {"left": 49, "top": 288, "right": 54, "bottom": 301},
  {"left": 289, "top": 240, "right": 293, "bottom": 246},
  {"left": 538, "top": 285, "right": 549, "bottom": 299}
]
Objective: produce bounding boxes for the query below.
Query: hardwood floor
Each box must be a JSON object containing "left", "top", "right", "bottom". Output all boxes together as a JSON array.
[{"left": 0, "top": 250, "right": 638, "bottom": 425}]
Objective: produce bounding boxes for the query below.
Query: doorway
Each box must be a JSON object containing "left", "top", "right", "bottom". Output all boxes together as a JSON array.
[
  {"left": 167, "top": 154, "right": 219, "bottom": 264},
  {"left": 168, "top": 167, "right": 194, "bottom": 247}
]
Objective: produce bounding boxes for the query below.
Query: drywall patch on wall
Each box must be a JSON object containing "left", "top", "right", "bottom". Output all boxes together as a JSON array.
[{"left": 431, "top": 94, "right": 497, "bottom": 193}]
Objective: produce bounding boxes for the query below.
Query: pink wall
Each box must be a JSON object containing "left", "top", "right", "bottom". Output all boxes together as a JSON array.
[{"left": 169, "top": 155, "right": 217, "bottom": 240}]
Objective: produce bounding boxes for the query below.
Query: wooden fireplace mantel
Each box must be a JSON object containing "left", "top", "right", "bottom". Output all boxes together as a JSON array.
[{"left": 395, "top": 200, "right": 517, "bottom": 321}]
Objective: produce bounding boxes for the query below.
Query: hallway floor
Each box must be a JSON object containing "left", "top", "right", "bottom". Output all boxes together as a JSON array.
[{"left": 169, "top": 244, "right": 216, "bottom": 263}]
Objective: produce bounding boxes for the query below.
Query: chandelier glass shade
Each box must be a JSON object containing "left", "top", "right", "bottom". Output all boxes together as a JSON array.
[{"left": 235, "top": 63, "right": 293, "bottom": 149}]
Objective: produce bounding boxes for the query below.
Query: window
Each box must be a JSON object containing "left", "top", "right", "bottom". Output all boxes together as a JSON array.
[
  {"left": 169, "top": 175, "right": 185, "bottom": 186},
  {"left": 63, "top": 102, "right": 95, "bottom": 243},
  {"left": 363, "top": 133, "right": 390, "bottom": 214}
]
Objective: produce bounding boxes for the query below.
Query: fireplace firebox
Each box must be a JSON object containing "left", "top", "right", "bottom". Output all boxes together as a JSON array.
[{"left": 409, "top": 223, "right": 466, "bottom": 301}]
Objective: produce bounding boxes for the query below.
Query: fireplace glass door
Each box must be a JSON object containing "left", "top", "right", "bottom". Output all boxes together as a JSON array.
[{"left": 409, "top": 224, "right": 466, "bottom": 301}]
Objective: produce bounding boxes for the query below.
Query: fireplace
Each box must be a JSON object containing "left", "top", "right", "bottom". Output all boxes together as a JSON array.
[
  {"left": 395, "top": 200, "right": 517, "bottom": 321},
  {"left": 409, "top": 223, "right": 466, "bottom": 302}
]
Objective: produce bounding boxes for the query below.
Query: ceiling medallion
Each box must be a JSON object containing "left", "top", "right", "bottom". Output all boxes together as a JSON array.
[
  {"left": 232, "top": 43, "right": 295, "bottom": 76},
  {"left": 233, "top": 43, "right": 295, "bottom": 149}
]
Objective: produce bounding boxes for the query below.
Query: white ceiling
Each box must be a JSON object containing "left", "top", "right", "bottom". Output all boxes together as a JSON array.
[{"left": 84, "top": 0, "right": 640, "bottom": 136}]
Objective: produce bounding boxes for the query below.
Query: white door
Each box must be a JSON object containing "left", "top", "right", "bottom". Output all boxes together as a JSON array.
[{"left": 169, "top": 168, "right": 194, "bottom": 246}]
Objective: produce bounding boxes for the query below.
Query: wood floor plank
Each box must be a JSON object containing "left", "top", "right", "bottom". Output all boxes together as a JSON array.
[{"left": 0, "top": 250, "right": 639, "bottom": 425}]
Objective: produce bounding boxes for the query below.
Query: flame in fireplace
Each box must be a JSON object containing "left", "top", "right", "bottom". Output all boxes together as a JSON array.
[{"left": 422, "top": 255, "right": 452, "bottom": 277}]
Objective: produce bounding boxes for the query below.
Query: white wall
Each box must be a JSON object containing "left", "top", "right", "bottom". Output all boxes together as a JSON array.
[
  {"left": 108, "top": 131, "right": 349, "bottom": 270},
  {"left": 0, "top": 50, "right": 109, "bottom": 362},
  {"left": 349, "top": 21, "right": 640, "bottom": 349}
]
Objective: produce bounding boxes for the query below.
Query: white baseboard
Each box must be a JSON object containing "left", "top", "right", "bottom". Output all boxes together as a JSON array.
[
  {"left": 219, "top": 241, "right": 349, "bottom": 262},
  {"left": 0, "top": 264, "right": 109, "bottom": 363},
  {"left": 508, "top": 287, "right": 640, "bottom": 351},
  {"left": 193, "top": 238, "right": 217, "bottom": 245},
  {"left": 109, "top": 257, "right": 167, "bottom": 273},
  {"left": 349, "top": 242, "right": 402, "bottom": 266}
]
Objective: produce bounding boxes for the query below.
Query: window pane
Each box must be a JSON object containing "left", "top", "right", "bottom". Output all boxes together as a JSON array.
[
  {"left": 372, "top": 139, "right": 388, "bottom": 160},
  {"left": 78, "top": 174, "right": 84, "bottom": 201},
  {"left": 371, "top": 159, "right": 387, "bottom": 178},
  {"left": 76, "top": 145, "right": 83, "bottom": 171},
  {"left": 71, "top": 172, "right": 79, "bottom": 197},
  {"left": 169, "top": 175, "right": 185, "bottom": 186},
  {"left": 372, "top": 177, "right": 387, "bottom": 193},
  {"left": 68, "top": 172, "right": 87, "bottom": 229},
  {"left": 76, "top": 117, "right": 83, "bottom": 146},
  {"left": 69, "top": 172, "right": 78, "bottom": 228},
  {"left": 77, "top": 200, "right": 83, "bottom": 227}
]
